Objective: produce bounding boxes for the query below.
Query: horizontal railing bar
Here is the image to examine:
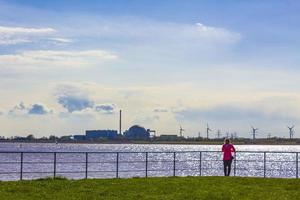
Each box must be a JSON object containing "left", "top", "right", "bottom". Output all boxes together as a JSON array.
[
  {"left": 43, "top": 171, "right": 86, "bottom": 174},
  {"left": 0, "top": 150, "right": 299, "bottom": 154},
  {"left": 145, "top": 160, "right": 174, "bottom": 162},
  {"left": 197, "top": 160, "right": 222, "bottom": 162},
  {"left": 204, "top": 160, "right": 298, "bottom": 162},
  {"left": 115, "top": 170, "right": 147, "bottom": 173},
  {"left": 0, "top": 162, "right": 87, "bottom": 164},
  {"left": 201, "top": 168, "right": 225, "bottom": 170},
  {"left": 21, "top": 162, "right": 60, "bottom": 164},
  {"left": 85, "top": 170, "right": 116, "bottom": 173},
  {"left": 3, "top": 168, "right": 281, "bottom": 174},
  {"left": 1, "top": 160, "right": 296, "bottom": 164},
  {"left": 174, "top": 160, "right": 201, "bottom": 162},
  {"left": 235, "top": 160, "right": 296, "bottom": 162},
  {"left": 146, "top": 169, "right": 176, "bottom": 172},
  {"left": 13, "top": 172, "right": 61, "bottom": 174},
  {"left": 235, "top": 168, "right": 296, "bottom": 171},
  {"left": 0, "top": 160, "right": 296, "bottom": 165},
  {"left": 0, "top": 170, "right": 296, "bottom": 175},
  {"left": 173, "top": 168, "right": 200, "bottom": 171},
  {"left": 43, "top": 159, "right": 300, "bottom": 162},
  {"left": 112, "top": 160, "right": 146, "bottom": 163},
  {"left": 84, "top": 161, "right": 116, "bottom": 164}
]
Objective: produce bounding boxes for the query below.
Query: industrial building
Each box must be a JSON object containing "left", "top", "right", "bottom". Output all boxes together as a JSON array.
[
  {"left": 85, "top": 130, "right": 118, "bottom": 140},
  {"left": 124, "top": 125, "right": 150, "bottom": 140},
  {"left": 73, "top": 135, "right": 86, "bottom": 140}
]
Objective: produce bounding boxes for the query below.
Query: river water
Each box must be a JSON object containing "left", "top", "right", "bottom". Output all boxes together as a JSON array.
[{"left": 0, "top": 143, "right": 299, "bottom": 181}]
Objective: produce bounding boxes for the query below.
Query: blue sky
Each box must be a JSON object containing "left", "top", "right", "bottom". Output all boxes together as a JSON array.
[{"left": 0, "top": 0, "right": 299, "bottom": 138}]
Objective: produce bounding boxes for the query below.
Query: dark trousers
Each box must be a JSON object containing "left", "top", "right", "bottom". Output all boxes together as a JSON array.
[{"left": 223, "top": 160, "right": 232, "bottom": 176}]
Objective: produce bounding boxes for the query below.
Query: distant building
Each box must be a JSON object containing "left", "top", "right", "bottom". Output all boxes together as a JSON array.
[
  {"left": 73, "top": 135, "right": 86, "bottom": 141},
  {"left": 159, "top": 135, "right": 178, "bottom": 141},
  {"left": 60, "top": 135, "right": 72, "bottom": 141},
  {"left": 124, "top": 125, "right": 150, "bottom": 140},
  {"left": 86, "top": 130, "right": 118, "bottom": 140}
]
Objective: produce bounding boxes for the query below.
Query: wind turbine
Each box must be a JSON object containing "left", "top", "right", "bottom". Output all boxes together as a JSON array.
[
  {"left": 198, "top": 131, "right": 201, "bottom": 138},
  {"left": 287, "top": 126, "right": 295, "bottom": 139},
  {"left": 206, "top": 124, "right": 212, "bottom": 139},
  {"left": 234, "top": 132, "right": 238, "bottom": 139},
  {"left": 179, "top": 125, "right": 185, "bottom": 137},
  {"left": 251, "top": 126, "right": 258, "bottom": 140},
  {"left": 267, "top": 133, "right": 272, "bottom": 139},
  {"left": 216, "top": 130, "right": 221, "bottom": 139}
]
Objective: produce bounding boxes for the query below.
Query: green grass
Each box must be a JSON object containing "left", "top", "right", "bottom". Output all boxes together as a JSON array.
[{"left": 0, "top": 176, "right": 299, "bottom": 200}]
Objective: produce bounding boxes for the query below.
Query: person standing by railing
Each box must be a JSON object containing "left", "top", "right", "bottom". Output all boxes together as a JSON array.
[{"left": 222, "top": 138, "right": 236, "bottom": 176}]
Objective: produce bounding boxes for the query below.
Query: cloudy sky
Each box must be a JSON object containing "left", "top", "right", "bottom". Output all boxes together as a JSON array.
[{"left": 0, "top": 0, "right": 299, "bottom": 138}]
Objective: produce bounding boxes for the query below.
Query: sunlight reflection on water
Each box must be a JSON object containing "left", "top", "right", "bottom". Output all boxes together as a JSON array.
[{"left": 0, "top": 143, "right": 299, "bottom": 180}]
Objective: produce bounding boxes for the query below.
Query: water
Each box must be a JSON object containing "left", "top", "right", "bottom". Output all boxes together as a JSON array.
[
  {"left": 0, "top": 143, "right": 299, "bottom": 181},
  {"left": 1, "top": 142, "right": 300, "bottom": 152}
]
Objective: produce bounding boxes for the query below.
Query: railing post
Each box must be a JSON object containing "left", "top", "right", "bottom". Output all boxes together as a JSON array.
[
  {"left": 296, "top": 152, "right": 298, "bottom": 179},
  {"left": 54, "top": 152, "right": 57, "bottom": 178},
  {"left": 20, "top": 152, "right": 23, "bottom": 180},
  {"left": 85, "top": 152, "right": 88, "bottom": 179},
  {"left": 116, "top": 153, "right": 119, "bottom": 178},
  {"left": 199, "top": 152, "right": 202, "bottom": 176},
  {"left": 173, "top": 152, "right": 176, "bottom": 177},
  {"left": 145, "top": 152, "right": 148, "bottom": 178},
  {"left": 263, "top": 152, "right": 266, "bottom": 178},
  {"left": 234, "top": 152, "right": 236, "bottom": 176}
]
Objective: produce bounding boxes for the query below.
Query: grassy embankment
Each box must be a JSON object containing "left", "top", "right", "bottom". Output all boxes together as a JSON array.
[{"left": 0, "top": 176, "right": 300, "bottom": 200}]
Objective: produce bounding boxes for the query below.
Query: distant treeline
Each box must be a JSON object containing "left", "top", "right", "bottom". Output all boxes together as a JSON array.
[{"left": 0, "top": 134, "right": 300, "bottom": 145}]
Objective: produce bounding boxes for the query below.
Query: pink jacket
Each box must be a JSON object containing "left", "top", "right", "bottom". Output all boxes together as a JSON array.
[{"left": 222, "top": 144, "right": 236, "bottom": 160}]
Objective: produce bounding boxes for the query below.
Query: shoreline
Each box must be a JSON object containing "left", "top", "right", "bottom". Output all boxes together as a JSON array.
[{"left": 1, "top": 140, "right": 299, "bottom": 145}]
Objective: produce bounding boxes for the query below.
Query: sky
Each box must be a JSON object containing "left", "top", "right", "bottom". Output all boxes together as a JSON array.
[{"left": 0, "top": 0, "right": 300, "bottom": 138}]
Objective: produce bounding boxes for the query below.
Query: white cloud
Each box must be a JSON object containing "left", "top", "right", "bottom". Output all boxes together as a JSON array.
[
  {"left": 49, "top": 37, "right": 73, "bottom": 43},
  {"left": 0, "top": 25, "right": 56, "bottom": 45},
  {"left": 54, "top": 83, "right": 117, "bottom": 114},
  {"left": 194, "top": 23, "right": 241, "bottom": 42},
  {"left": 153, "top": 108, "right": 169, "bottom": 113},
  {"left": 28, "top": 103, "right": 53, "bottom": 115},
  {"left": 66, "top": 18, "right": 241, "bottom": 46},
  {"left": 0, "top": 50, "right": 118, "bottom": 70},
  {"left": 133, "top": 115, "right": 160, "bottom": 125},
  {"left": 58, "top": 95, "right": 94, "bottom": 113},
  {"left": 94, "top": 104, "right": 116, "bottom": 114},
  {"left": 8, "top": 102, "right": 53, "bottom": 116},
  {"left": 55, "top": 83, "right": 95, "bottom": 112},
  {"left": 59, "top": 18, "right": 241, "bottom": 69},
  {"left": 0, "top": 26, "right": 55, "bottom": 34},
  {"left": 8, "top": 102, "right": 27, "bottom": 115},
  {"left": 0, "top": 38, "right": 31, "bottom": 45}
]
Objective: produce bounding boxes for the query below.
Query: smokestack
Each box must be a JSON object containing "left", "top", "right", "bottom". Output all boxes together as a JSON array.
[{"left": 119, "top": 110, "right": 122, "bottom": 134}]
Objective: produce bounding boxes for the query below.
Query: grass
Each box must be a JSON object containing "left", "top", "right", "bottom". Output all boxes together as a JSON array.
[{"left": 0, "top": 176, "right": 300, "bottom": 200}]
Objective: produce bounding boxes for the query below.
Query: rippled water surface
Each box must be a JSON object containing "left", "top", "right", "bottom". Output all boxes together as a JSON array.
[{"left": 0, "top": 143, "right": 299, "bottom": 180}]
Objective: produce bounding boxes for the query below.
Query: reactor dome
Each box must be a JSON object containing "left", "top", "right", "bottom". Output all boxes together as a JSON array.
[{"left": 124, "top": 125, "right": 150, "bottom": 140}]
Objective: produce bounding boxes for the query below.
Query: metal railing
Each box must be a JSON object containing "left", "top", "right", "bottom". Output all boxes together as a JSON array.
[{"left": 0, "top": 151, "right": 299, "bottom": 180}]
